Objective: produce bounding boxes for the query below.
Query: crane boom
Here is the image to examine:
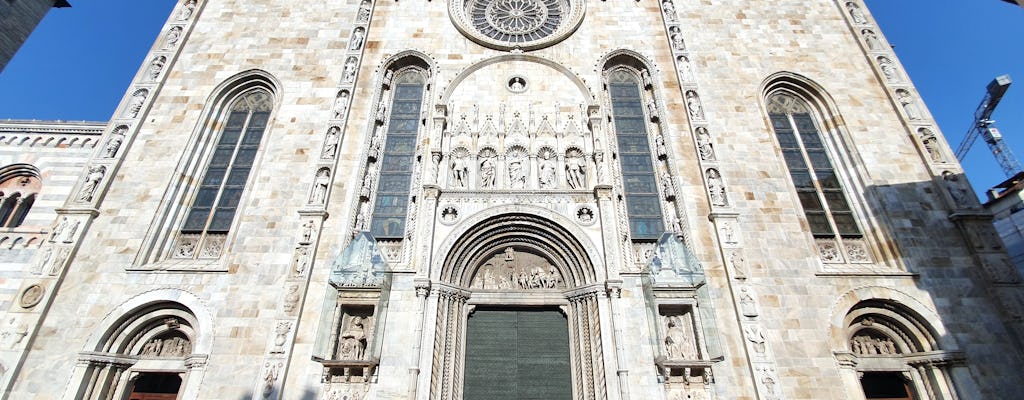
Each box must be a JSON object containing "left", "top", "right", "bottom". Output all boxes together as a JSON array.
[{"left": 954, "top": 75, "right": 1022, "bottom": 177}]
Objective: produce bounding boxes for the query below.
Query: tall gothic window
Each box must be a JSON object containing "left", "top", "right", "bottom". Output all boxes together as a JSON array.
[
  {"left": 767, "top": 93, "right": 864, "bottom": 257},
  {"left": 181, "top": 90, "right": 272, "bottom": 237},
  {"left": 370, "top": 71, "right": 425, "bottom": 239},
  {"left": 609, "top": 70, "right": 664, "bottom": 240}
]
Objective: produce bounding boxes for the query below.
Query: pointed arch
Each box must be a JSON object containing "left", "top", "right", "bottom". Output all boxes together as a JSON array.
[{"left": 760, "top": 71, "right": 877, "bottom": 265}]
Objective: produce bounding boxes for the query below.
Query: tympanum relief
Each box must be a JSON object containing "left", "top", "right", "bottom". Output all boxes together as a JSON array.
[{"left": 470, "top": 247, "right": 565, "bottom": 290}]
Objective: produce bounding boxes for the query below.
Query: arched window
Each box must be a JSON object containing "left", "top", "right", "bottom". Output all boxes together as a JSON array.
[
  {"left": 0, "top": 164, "right": 41, "bottom": 228},
  {"left": 766, "top": 91, "right": 869, "bottom": 263},
  {"left": 608, "top": 69, "right": 664, "bottom": 240},
  {"left": 368, "top": 70, "right": 426, "bottom": 239},
  {"left": 182, "top": 89, "right": 271, "bottom": 235}
]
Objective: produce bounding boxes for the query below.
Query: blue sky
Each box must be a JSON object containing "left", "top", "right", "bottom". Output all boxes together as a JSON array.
[{"left": 0, "top": 0, "right": 1022, "bottom": 198}]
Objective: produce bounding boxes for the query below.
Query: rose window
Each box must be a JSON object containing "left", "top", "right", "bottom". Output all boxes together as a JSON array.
[{"left": 451, "top": 0, "right": 583, "bottom": 50}]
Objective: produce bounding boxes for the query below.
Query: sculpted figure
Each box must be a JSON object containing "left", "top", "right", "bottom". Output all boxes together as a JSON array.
[
  {"left": 508, "top": 158, "right": 526, "bottom": 189},
  {"left": 339, "top": 316, "right": 368, "bottom": 359},
  {"left": 350, "top": 27, "right": 365, "bottom": 50},
  {"left": 147, "top": 56, "right": 166, "bottom": 81},
  {"left": 897, "top": 89, "right": 921, "bottom": 120},
  {"left": 696, "top": 127, "right": 714, "bottom": 160},
  {"left": 878, "top": 56, "right": 898, "bottom": 82},
  {"left": 918, "top": 128, "right": 943, "bottom": 162},
  {"left": 343, "top": 57, "right": 358, "bottom": 83},
  {"left": 862, "top": 29, "right": 881, "bottom": 50},
  {"left": 451, "top": 154, "right": 469, "bottom": 188},
  {"left": 565, "top": 153, "right": 586, "bottom": 189},
  {"left": 479, "top": 155, "right": 495, "bottom": 188},
  {"left": 333, "top": 91, "right": 350, "bottom": 119},
  {"left": 669, "top": 26, "right": 685, "bottom": 51},
  {"left": 706, "top": 168, "right": 727, "bottom": 206},
  {"left": 322, "top": 126, "right": 340, "bottom": 158},
  {"left": 310, "top": 168, "right": 330, "bottom": 205},
  {"left": 125, "top": 90, "right": 148, "bottom": 118},
  {"left": 662, "top": 0, "right": 678, "bottom": 21},
  {"left": 677, "top": 55, "right": 694, "bottom": 82},
  {"left": 847, "top": 2, "right": 867, "bottom": 24},
  {"left": 77, "top": 165, "right": 106, "bottom": 202},
  {"left": 164, "top": 26, "right": 182, "bottom": 49},
  {"left": 685, "top": 91, "right": 704, "bottom": 120},
  {"left": 664, "top": 315, "right": 695, "bottom": 359},
  {"left": 179, "top": 0, "right": 197, "bottom": 20},
  {"left": 539, "top": 150, "right": 556, "bottom": 188},
  {"left": 942, "top": 171, "right": 973, "bottom": 208},
  {"left": 103, "top": 126, "right": 128, "bottom": 158},
  {"left": 357, "top": 0, "right": 372, "bottom": 21}
]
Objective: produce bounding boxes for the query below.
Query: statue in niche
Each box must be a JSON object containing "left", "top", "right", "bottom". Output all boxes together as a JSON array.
[
  {"left": 744, "top": 325, "right": 766, "bottom": 354},
  {"left": 354, "top": 201, "right": 371, "bottom": 231},
  {"left": 669, "top": 26, "right": 685, "bottom": 51},
  {"left": 565, "top": 150, "right": 586, "bottom": 189},
  {"left": 661, "top": 171, "right": 676, "bottom": 200},
  {"left": 61, "top": 219, "right": 80, "bottom": 243},
  {"left": 896, "top": 89, "right": 921, "bottom": 120},
  {"left": 847, "top": 2, "right": 867, "bottom": 24},
  {"left": 918, "top": 128, "right": 943, "bottom": 162},
  {"left": 147, "top": 56, "right": 166, "bottom": 81},
  {"left": 706, "top": 168, "right": 727, "bottom": 206},
  {"left": 283, "top": 285, "right": 300, "bottom": 313},
  {"left": 301, "top": 220, "right": 315, "bottom": 244},
  {"left": 728, "top": 250, "right": 747, "bottom": 279},
  {"left": 294, "top": 247, "right": 310, "bottom": 276},
  {"left": 479, "top": 154, "right": 496, "bottom": 188},
  {"left": 451, "top": 153, "right": 469, "bottom": 188},
  {"left": 508, "top": 156, "right": 527, "bottom": 189},
  {"left": 696, "top": 127, "right": 714, "bottom": 160},
  {"left": 322, "top": 126, "right": 340, "bottom": 158},
  {"left": 350, "top": 27, "right": 365, "bottom": 50},
  {"left": 662, "top": 0, "right": 678, "bottom": 21},
  {"left": 862, "top": 29, "right": 882, "bottom": 50},
  {"left": 164, "top": 26, "right": 182, "bottom": 49},
  {"left": 357, "top": 0, "right": 371, "bottom": 22},
  {"left": 382, "top": 69, "right": 394, "bottom": 88},
  {"left": 103, "top": 126, "right": 127, "bottom": 158},
  {"left": 375, "top": 99, "right": 387, "bottom": 123},
  {"left": 739, "top": 287, "right": 758, "bottom": 317},
  {"left": 655, "top": 134, "right": 667, "bottom": 158},
  {"left": 359, "top": 167, "right": 376, "bottom": 199},
  {"left": 877, "top": 57, "right": 898, "bottom": 82},
  {"left": 338, "top": 315, "right": 369, "bottom": 359},
  {"left": 539, "top": 149, "right": 556, "bottom": 188},
  {"left": 664, "top": 315, "right": 696, "bottom": 359},
  {"left": 942, "top": 171, "right": 973, "bottom": 208},
  {"left": 179, "top": 0, "right": 196, "bottom": 20},
  {"left": 310, "top": 168, "right": 330, "bottom": 205},
  {"left": 368, "top": 125, "right": 384, "bottom": 160},
  {"left": 125, "top": 90, "right": 148, "bottom": 118},
  {"left": 685, "top": 91, "right": 704, "bottom": 120},
  {"left": 77, "top": 165, "right": 106, "bottom": 202},
  {"left": 343, "top": 57, "right": 358, "bottom": 83},
  {"left": 333, "top": 91, "right": 350, "bottom": 119},
  {"left": 677, "top": 55, "right": 694, "bottom": 82}
]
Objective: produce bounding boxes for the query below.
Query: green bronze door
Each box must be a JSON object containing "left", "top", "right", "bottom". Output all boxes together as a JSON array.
[{"left": 463, "top": 308, "right": 572, "bottom": 400}]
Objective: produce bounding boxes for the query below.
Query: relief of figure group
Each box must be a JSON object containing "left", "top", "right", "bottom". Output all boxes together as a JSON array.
[{"left": 471, "top": 248, "right": 565, "bottom": 290}]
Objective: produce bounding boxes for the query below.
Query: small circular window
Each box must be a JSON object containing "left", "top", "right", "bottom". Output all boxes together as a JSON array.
[{"left": 451, "top": 0, "right": 584, "bottom": 51}]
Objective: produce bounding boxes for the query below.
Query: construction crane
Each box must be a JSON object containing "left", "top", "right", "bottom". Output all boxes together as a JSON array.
[{"left": 954, "top": 74, "right": 1023, "bottom": 177}]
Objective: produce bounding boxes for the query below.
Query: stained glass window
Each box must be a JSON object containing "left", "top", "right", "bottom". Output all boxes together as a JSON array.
[
  {"left": 609, "top": 70, "right": 664, "bottom": 240},
  {"left": 370, "top": 71, "right": 425, "bottom": 239}
]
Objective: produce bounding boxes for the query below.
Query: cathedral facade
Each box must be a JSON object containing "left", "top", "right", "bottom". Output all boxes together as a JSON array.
[{"left": 0, "top": 0, "right": 1022, "bottom": 399}]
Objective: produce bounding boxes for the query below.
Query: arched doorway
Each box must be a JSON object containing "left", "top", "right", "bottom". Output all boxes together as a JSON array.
[{"left": 428, "top": 212, "right": 607, "bottom": 400}]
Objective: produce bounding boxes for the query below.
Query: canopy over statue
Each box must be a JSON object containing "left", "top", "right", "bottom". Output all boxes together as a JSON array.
[
  {"left": 328, "top": 232, "right": 388, "bottom": 287},
  {"left": 648, "top": 233, "right": 705, "bottom": 286}
]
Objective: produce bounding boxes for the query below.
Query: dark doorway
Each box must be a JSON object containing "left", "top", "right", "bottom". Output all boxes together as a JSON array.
[
  {"left": 860, "top": 372, "right": 912, "bottom": 400},
  {"left": 128, "top": 372, "right": 181, "bottom": 400},
  {"left": 463, "top": 308, "right": 572, "bottom": 400}
]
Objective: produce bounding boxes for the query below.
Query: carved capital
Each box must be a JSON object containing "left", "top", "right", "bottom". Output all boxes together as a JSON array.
[
  {"left": 594, "top": 185, "right": 614, "bottom": 200},
  {"left": 423, "top": 185, "right": 441, "bottom": 200},
  {"left": 414, "top": 279, "right": 431, "bottom": 298},
  {"left": 605, "top": 279, "right": 623, "bottom": 298}
]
